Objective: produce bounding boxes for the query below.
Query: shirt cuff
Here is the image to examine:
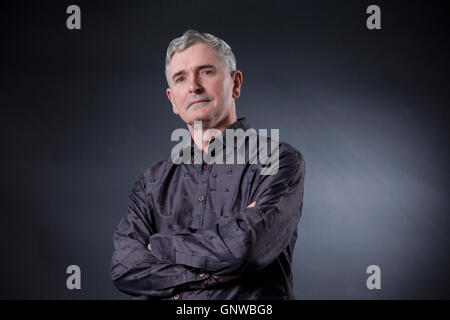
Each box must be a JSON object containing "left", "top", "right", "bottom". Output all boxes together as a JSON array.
[{"left": 148, "top": 234, "right": 174, "bottom": 263}]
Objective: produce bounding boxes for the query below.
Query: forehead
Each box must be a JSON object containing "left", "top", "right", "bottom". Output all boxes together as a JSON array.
[{"left": 168, "top": 42, "right": 224, "bottom": 74}]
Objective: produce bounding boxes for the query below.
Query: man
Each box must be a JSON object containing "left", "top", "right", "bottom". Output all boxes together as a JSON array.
[{"left": 110, "top": 30, "right": 306, "bottom": 300}]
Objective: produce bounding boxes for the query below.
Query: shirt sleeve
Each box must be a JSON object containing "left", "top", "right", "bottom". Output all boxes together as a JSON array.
[
  {"left": 110, "top": 174, "right": 211, "bottom": 298},
  {"left": 148, "top": 148, "right": 305, "bottom": 276}
]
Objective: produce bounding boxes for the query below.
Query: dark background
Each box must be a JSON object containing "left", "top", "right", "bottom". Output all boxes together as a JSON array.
[{"left": 1, "top": 0, "right": 449, "bottom": 299}]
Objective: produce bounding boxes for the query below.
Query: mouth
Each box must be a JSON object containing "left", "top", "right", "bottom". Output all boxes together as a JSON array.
[{"left": 188, "top": 99, "right": 210, "bottom": 109}]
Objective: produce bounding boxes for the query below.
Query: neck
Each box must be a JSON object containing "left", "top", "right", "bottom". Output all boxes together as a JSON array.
[{"left": 187, "top": 111, "right": 237, "bottom": 153}]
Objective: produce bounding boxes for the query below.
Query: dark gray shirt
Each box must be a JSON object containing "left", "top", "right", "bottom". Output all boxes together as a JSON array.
[{"left": 110, "top": 118, "right": 306, "bottom": 300}]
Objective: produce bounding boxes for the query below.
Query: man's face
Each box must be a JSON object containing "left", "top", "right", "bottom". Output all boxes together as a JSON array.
[{"left": 166, "top": 43, "right": 241, "bottom": 127}]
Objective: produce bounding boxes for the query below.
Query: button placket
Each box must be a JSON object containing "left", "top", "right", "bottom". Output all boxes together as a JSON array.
[
  {"left": 190, "top": 164, "right": 208, "bottom": 228},
  {"left": 198, "top": 162, "right": 212, "bottom": 227}
]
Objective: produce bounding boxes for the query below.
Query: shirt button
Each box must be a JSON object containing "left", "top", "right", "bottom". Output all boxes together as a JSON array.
[
  {"left": 198, "top": 195, "right": 204, "bottom": 202},
  {"left": 173, "top": 294, "right": 180, "bottom": 300}
]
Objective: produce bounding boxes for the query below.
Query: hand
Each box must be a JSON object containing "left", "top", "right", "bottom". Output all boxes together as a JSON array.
[{"left": 147, "top": 242, "right": 151, "bottom": 251}]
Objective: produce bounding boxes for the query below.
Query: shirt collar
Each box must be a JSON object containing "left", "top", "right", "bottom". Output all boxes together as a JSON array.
[
  {"left": 193, "top": 117, "right": 250, "bottom": 150},
  {"left": 179, "top": 118, "right": 252, "bottom": 158}
]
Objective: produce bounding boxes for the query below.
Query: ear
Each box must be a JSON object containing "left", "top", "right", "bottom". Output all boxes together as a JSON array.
[
  {"left": 166, "top": 87, "right": 179, "bottom": 115},
  {"left": 231, "top": 70, "right": 243, "bottom": 99}
]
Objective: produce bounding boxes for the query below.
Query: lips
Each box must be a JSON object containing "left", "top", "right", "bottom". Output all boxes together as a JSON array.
[{"left": 188, "top": 99, "right": 210, "bottom": 109}]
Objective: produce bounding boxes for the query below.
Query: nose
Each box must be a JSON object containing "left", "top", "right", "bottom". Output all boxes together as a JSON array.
[{"left": 187, "top": 74, "right": 203, "bottom": 94}]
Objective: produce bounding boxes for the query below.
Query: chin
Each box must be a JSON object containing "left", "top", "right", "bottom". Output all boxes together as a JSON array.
[{"left": 187, "top": 108, "right": 214, "bottom": 123}]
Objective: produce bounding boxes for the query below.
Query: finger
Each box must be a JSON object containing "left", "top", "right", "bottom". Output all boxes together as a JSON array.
[
  {"left": 147, "top": 242, "right": 152, "bottom": 251},
  {"left": 247, "top": 201, "right": 257, "bottom": 208}
]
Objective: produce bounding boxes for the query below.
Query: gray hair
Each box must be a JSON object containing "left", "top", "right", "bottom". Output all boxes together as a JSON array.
[{"left": 165, "top": 29, "right": 237, "bottom": 85}]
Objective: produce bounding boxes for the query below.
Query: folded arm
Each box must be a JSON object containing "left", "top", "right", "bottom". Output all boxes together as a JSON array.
[
  {"left": 148, "top": 149, "right": 305, "bottom": 277},
  {"left": 110, "top": 176, "right": 212, "bottom": 298}
]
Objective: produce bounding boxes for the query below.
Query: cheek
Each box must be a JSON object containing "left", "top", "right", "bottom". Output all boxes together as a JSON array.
[
  {"left": 172, "top": 91, "right": 185, "bottom": 108},
  {"left": 223, "top": 75, "right": 234, "bottom": 93},
  {"left": 220, "top": 80, "right": 233, "bottom": 103},
  {"left": 211, "top": 79, "right": 231, "bottom": 101}
]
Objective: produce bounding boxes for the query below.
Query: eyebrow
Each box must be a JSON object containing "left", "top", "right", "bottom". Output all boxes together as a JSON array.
[{"left": 171, "top": 64, "right": 217, "bottom": 81}]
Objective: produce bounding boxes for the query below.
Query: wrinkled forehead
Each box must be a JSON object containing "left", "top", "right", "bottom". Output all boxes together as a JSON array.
[{"left": 168, "top": 43, "right": 225, "bottom": 75}]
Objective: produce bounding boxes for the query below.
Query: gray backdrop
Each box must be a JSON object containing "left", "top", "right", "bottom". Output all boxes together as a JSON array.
[{"left": 1, "top": 0, "right": 449, "bottom": 299}]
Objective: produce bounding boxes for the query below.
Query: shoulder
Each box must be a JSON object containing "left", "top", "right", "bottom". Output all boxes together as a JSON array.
[
  {"left": 262, "top": 135, "right": 305, "bottom": 169},
  {"left": 279, "top": 142, "right": 305, "bottom": 169},
  {"left": 279, "top": 141, "right": 303, "bottom": 158},
  {"left": 250, "top": 132, "right": 305, "bottom": 177},
  {"left": 134, "top": 155, "right": 174, "bottom": 192}
]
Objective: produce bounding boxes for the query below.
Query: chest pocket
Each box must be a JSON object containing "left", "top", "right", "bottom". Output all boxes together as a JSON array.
[
  {"left": 213, "top": 164, "right": 255, "bottom": 222},
  {"left": 148, "top": 178, "right": 195, "bottom": 232}
]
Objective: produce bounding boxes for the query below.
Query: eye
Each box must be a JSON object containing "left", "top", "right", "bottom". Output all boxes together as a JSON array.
[
  {"left": 203, "top": 70, "right": 213, "bottom": 75},
  {"left": 175, "top": 77, "right": 185, "bottom": 83}
]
